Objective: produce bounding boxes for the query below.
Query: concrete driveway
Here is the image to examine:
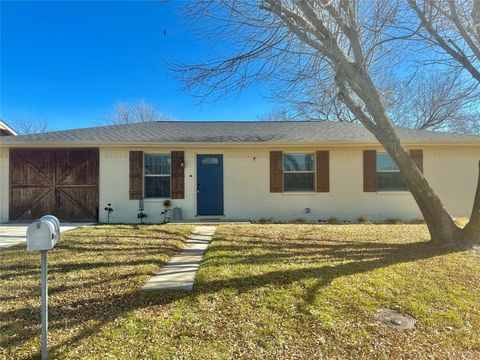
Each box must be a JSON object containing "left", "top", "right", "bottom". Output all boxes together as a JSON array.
[{"left": 0, "top": 223, "right": 92, "bottom": 249}]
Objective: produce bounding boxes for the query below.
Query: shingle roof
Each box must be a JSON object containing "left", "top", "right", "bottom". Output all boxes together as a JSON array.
[{"left": 1, "top": 121, "right": 479, "bottom": 145}]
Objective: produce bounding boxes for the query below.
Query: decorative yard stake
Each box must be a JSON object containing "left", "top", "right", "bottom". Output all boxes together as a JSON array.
[
  {"left": 104, "top": 203, "right": 113, "bottom": 223},
  {"left": 137, "top": 196, "right": 148, "bottom": 224}
]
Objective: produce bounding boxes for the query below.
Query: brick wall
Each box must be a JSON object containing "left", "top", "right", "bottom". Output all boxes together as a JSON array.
[{"left": 95, "top": 146, "right": 479, "bottom": 223}]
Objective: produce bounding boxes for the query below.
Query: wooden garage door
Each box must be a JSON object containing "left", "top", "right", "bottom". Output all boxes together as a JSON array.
[{"left": 9, "top": 149, "right": 99, "bottom": 222}]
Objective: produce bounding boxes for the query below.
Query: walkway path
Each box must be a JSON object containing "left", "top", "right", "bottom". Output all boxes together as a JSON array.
[
  {"left": 142, "top": 225, "right": 217, "bottom": 291},
  {"left": 0, "top": 223, "right": 90, "bottom": 249}
]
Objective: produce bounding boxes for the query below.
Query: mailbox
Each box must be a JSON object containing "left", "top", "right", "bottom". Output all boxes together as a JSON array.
[
  {"left": 26, "top": 215, "right": 61, "bottom": 359},
  {"left": 26, "top": 215, "right": 61, "bottom": 251}
]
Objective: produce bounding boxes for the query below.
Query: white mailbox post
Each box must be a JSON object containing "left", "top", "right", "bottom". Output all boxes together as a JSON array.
[{"left": 27, "top": 215, "right": 61, "bottom": 360}]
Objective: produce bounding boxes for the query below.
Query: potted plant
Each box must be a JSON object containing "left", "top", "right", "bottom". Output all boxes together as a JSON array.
[{"left": 161, "top": 199, "right": 172, "bottom": 224}]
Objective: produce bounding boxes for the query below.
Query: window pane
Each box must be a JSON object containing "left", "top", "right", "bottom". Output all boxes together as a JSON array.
[
  {"left": 145, "top": 154, "right": 170, "bottom": 175},
  {"left": 144, "top": 176, "right": 170, "bottom": 198},
  {"left": 284, "top": 173, "right": 314, "bottom": 191},
  {"left": 284, "top": 154, "right": 314, "bottom": 172},
  {"left": 377, "top": 172, "right": 407, "bottom": 191},
  {"left": 201, "top": 157, "right": 219, "bottom": 165},
  {"left": 376, "top": 153, "right": 399, "bottom": 171}
]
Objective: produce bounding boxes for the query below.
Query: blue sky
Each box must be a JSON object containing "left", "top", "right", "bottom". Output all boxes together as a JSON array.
[{"left": 1, "top": 0, "right": 277, "bottom": 131}]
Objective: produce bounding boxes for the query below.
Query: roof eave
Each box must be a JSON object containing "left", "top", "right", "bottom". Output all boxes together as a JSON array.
[
  {"left": 1, "top": 139, "right": 480, "bottom": 148},
  {"left": 0, "top": 121, "right": 18, "bottom": 136}
]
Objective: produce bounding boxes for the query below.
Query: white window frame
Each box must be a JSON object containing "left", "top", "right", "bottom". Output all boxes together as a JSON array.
[
  {"left": 144, "top": 153, "right": 171, "bottom": 199},
  {"left": 376, "top": 152, "right": 407, "bottom": 192},
  {"left": 283, "top": 152, "right": 316, "bottom": 192}
]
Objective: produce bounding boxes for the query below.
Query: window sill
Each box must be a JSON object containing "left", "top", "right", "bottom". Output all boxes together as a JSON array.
[
  {"left": 143, "top": 198, "right": 171, "bottom": 202},
  {"left": 281, "top": 191, "right": 317, "bottom": 196}
]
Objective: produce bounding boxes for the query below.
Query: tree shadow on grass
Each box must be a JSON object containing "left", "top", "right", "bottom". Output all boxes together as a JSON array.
[
  {"left": 0, "top": 226, "right": 192, "bottom": 358},
  {"left": 0, "top": 230, "right": 462, "bottom": 359},
  {"left": 0, "top": 247, "right": 181, "bottom": 281},
  {"left": 195, "top": 235, "right": 459, "bottom": 297},
  {"left": 0, "top": 290, "right": 192, "bottom": 359}
]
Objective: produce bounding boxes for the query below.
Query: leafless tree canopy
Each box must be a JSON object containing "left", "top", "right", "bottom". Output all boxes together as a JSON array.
[
  {"left": 173, "top": 0, "right": 480, "bottom": 244},
  {"left": 408, "top": 0, "right": 480, "bottom": 82},
  {"left": 256, "top": 107, "right": 296, "bottom": 121},
  {"left": 387, "top": 71, "right": 479, "bottom": 132},
  {"left": 11, "top": 117, "right": 49, "bottom": 134},
  {"left": 103, "top": 100, "right": 171, "bottom": 125},
  {"left": 174, "top": 0, "right": 479, "bottom": 134}
]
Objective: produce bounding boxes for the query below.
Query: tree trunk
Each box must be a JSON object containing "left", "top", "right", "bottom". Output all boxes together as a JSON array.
[
  {"left": 263, "top": 0, "right": 475, "bottom": 246},
  {"left": 338, "top": 68, "right": 463, "bottom": 245},
  {"left": 371, "top": 124, "right": 463, "bottom": 245},
  {"left": 461, "top": 160, "right": 480, "bottom": 243}
]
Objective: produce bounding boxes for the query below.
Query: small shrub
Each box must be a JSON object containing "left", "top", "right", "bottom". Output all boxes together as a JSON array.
[
  {"left": 104, "top": 203, "right": 113, "bottom": 223},
  {"left": 357, "top": 216, "right": 370, "bottom": 224},
  {"left": 327, "top": 217, "right": 342, "bottom": 225},
  {"left": 385, "top": 218, "right": 404, "bottom": 224},
  {"left": 258, "top": 217, "right": 272, "bottom": 224}
]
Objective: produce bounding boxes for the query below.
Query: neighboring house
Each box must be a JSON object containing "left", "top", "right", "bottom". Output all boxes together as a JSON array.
[
  {"left": 0, "top": 121, "right": 479, "bottom": 223},
  {"left": 0, "top": 120, "right": 18, "bottom": 137}
]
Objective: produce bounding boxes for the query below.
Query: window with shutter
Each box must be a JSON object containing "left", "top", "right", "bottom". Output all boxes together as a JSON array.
[
  {"left": 144, "top": 153, "right": 171, "bottom": 198},
  {"left": 376, "top": 152, "right": 407, "bottom": 191},
  {"left": 283, "top": 153, "right": 315, "bottom": 192}
]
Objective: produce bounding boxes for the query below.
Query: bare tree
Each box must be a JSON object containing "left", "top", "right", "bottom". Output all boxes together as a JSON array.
[
  {"left": 11, "top": 117, "right": 49, "bottom": 134},
  {"left": 261, "top": 67, "right": 479, "bottom": 131},
  {"left": 174, "top": 0, "right": 479, "bottom": 245},
  {"left": 104, "top": 100, "right": 171, "bottom": 125},
  {"left": 270, "top": 70, "right": 480, "bottom": 130},
  {"left": 450, "top": 115, "right": 480, "bottom": 135},
  {"left": 408, "top": 0, "right": 480, "bottom": 82},
  {"left": 256, "top": 107, "right": 296, "bottom": 121},
  {"left": 408, "top": 0, "right": 480, "bottom": 240},
  {"left": 386, "top": 71, "right": 479, "bottom": 132}
]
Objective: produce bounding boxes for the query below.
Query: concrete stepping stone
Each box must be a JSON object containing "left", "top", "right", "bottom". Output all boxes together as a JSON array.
[{"left": 142, "top": 225, "right": 217, "bottom": 291}]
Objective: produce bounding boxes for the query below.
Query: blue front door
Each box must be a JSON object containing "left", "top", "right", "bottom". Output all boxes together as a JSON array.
[{"left": 197, "top": 154, "right": 224, "bottom": 215}]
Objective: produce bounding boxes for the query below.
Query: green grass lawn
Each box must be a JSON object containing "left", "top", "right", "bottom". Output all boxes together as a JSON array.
[{"left": 1, "top": 224, "right": 479, "bottom": 359}]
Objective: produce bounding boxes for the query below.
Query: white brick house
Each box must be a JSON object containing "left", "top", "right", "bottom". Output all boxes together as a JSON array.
[{"left": 0, "top": 121, "right": 479, "bottom": 223}]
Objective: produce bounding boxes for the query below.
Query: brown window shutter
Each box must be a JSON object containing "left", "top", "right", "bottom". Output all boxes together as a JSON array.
[
  {"left": 270, "top": 151, "right": 283, "bottom": 192},
  {"left": 171, "top": 151, "right": 185, "bottom": 199},
  {"left": 410, "top": 149, "right": 423, "bottom": 173},
  {"left": 363, "top": 150, "right": 377, "bottom": 192},
  {"left": 129, "top": 151, "right": 143, "bottom": 200},
  {"left": 316, "top": 151, "right": 329, "bottom": 192}
]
